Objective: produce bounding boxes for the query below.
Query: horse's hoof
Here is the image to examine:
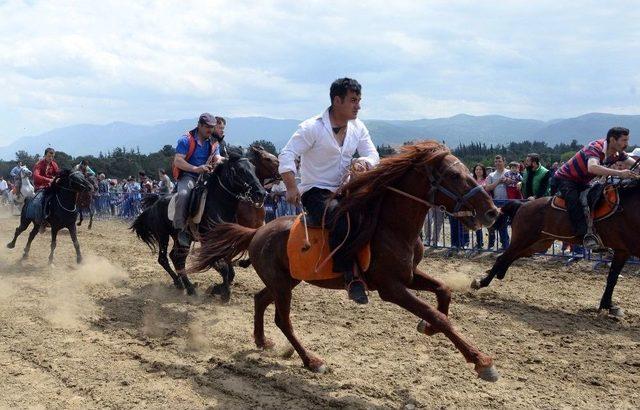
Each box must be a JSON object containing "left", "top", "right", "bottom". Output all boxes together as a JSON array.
[
  {"left": 256, "top": 338, "right": 275, "bottom": 350},
  {"left": 470, "top": 278, "right": 482, "bottom": 290},
  {"left": 174, "top": 280, "right": 185, "bottom": 290},
  {"left": 281, "top": 345, "right": 295, "bottom": 359},
  {"left": 6, "top": 242, "right": 14, "bottom": 249},
  {"left": 476, "top": 364, "right": 500, "bottom": 382},
  {"left": 186, "top": 287, "right": 197, "bottom": 296},
  {"left": 307, "top": 358, "right": 327, "bottom": 374},
  {"left": 610, "top": 305, "right": 625, "bottom": 318}
]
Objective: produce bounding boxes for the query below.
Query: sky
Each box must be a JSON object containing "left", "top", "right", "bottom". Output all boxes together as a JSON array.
[{"left": 1, "top": 0, "right": 640, "bottom": 145}]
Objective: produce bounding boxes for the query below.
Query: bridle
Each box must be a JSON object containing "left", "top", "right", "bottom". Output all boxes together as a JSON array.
[
  {"left": 53, "top": 172, "right": 91, "bottom": 213},
  {"left": 386, "top": 158, "right": 484, "bottom": 218},
  {"left": 214, "top": 158, "right": 265, "bottom": 208}
]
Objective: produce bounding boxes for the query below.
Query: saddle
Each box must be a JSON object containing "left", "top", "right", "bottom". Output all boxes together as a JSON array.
[
  {"left": 286, "top": 214, "right": 370, "bottom": 281},
  {"left": 551, "top": 184, "right": 619, "bottom": 221},
  {"left": 167, "top": 183, "right": 207, "bottom": 225}
]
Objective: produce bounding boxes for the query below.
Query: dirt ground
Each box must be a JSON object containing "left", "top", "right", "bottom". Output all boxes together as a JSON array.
[{"left": 1, "top": 211, "right": 640, "bottom": 409}]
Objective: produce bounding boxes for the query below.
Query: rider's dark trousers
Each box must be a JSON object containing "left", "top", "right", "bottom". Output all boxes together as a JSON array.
[
  {"left": 556, "top": 178, "right": 590, "bottom": 236},
  {"left": 301, "top": 187, "right": 354, "bottom": 273}
]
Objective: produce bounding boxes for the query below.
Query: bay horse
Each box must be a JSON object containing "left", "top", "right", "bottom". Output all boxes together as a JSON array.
[
  {"left": 76, "top": 174, "right": 99, "bottom": 229},
  {"left": 7, "top": 170, "right": 94, "bottom": 264},
  {"left": 191, "top": 141, "right": 502, "bottom": 381},
  {"left": 236, "top": 144, "right": 280, "bottom": 229},
  {"left": 131, "top": 146, "right": 266, "bottom": 301},
  {"left": 471, "top": 181, "right": 640, "bottom": 317}
]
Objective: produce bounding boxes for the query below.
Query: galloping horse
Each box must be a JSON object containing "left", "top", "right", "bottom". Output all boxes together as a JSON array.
[
  {"left": 7, "top": 166, "right": 35, "bottom": 215},
  {"left": 191, "top": 141, "right": 501, "bottom": 381},
  {"left": 76, "top": 174, "right": 99, "bottom": 229},
  {"left": 471, "top": 180, "right": 640, "bottom": 317},
  {"left": 7, "top": 170, "right": 94, "bottom": 264},
  {"left": 131, "top": 146, "right": 266, "bottom": 301}
]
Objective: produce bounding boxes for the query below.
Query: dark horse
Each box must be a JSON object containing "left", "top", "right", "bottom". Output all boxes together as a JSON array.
[
  {"left": 237, "top": 144, "right": 280, "bottom": 229},
  {"left": 191, "top": 141, "right": 502, "bottom": 381},
  {"left": 131, "top": 146, "right": 266, "bottom": 301},
  {"left": 471, "top": 181, "right": 640, "bottom": 317},
  {"left": 76, "top": 174, "right": 99, "bottom": 229},
  {"left": 7, "top": 170, "right": 94, "bottom": 264}
]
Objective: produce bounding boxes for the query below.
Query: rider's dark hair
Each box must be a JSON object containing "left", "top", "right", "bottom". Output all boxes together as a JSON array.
[
  {"left": 44, "top": 147, "right": 55, "bottom": 156},
  {"left": 526, "top": 153, "right": 540, "bottom": 165},
  {"left": 606, "top": 127, "right": 630, "bottom": 144},
  {"left": 215, "top": 116, "right": 226, "bottom": 125},
  {"left": 330, "top": 78, "right": 361, "bottom": 105}
]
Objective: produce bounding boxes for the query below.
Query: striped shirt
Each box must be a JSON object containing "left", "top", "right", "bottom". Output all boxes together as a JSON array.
[{"left": 555, "top": 139, "right": 627, "bottom": 185}]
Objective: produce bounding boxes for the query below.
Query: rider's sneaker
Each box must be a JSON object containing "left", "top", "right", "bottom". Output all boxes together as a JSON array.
[
  {"left": 347, "top": 280, "right": 368, "bottom": 304},
  {"left": 177, "top": 230, "right": 192, "bottom": 247}
]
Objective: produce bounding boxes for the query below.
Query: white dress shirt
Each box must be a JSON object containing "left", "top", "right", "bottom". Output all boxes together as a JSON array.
[{"left": 278, "top": 108, "right": 380, "bottom": 193}]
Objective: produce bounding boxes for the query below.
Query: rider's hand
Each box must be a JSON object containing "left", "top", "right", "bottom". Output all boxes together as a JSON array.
[
  {"left": 285, "top": 186, "right": 301, "bottom": 205},
  {"left": 352, "top": 159, "right": 371, "bottom": 173},
  {"left": 619, "top": 169, "right": 639, "bottom": 179},
  {"left": 195, "top": 164, "right": 212, "bottom": 174}
]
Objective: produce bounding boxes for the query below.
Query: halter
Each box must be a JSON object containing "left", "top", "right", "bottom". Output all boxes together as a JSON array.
[
  {"left": 387, "top": 159, "right": 484, "bottom": 217},
  {"left": 214, "top": 165, "right": 264, "bottom": 208}
]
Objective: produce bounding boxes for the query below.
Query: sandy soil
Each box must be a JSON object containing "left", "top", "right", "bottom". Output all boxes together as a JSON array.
[{"left": 1, "top": 211, "right": 640, "bottom": 409}]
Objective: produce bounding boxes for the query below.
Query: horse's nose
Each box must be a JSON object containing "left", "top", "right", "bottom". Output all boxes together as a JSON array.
[{"left": 484, "top": 208, "right": 498, "bottom": 222}]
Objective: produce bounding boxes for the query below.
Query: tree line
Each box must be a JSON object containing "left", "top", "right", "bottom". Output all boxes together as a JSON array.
[{"left": 0, "top": 138, "right": 591, "bottom": 180}]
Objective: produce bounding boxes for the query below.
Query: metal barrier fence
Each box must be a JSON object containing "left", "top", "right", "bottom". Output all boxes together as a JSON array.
[{"left": 67, "top": 193, "right": 631, "bottom": 268}]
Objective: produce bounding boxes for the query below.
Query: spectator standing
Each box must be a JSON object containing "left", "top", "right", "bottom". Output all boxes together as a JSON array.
[
  {"left": 484, "top": 155, "right": 510, "bottom": 250},
  {"left": 158, "top": 169, "right": 174, "bottom": 195},
  {"left": 504, "top": 161, "right": 523, "bottom": 200},
  {"left": 521, "top": 153, "right": 552, "bottom": 199},
  {"left": 472, "top": 163, "right": 487, "bottom": 250}
]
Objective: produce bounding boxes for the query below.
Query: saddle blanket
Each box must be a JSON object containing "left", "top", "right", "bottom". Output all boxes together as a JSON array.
[
  {"left": 551, "top": 185, "right": 619, "bottom": 221},
  {"left": 287, "top": 215, "right": 370, "bottom": 281}
]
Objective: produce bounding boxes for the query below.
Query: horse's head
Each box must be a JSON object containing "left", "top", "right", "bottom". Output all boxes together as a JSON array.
[
  {"left": 248, "top": 144, "right": 280, "bottom": 181},
  {"left": 54, "top": 169, "right": 94, "bottom": 193},
  {"left": 19, "top": 166, "right": 32, "bottom": 179},
  {"left": 428, "top": 153, "right": 498, "bottom": 230},
  {"left": 212, "top": 145, "right": 267, "bottom": 207}
]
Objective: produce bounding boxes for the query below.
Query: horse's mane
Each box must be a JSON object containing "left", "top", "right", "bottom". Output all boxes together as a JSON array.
[
  {"left": 337, "top": 140, "right": 450, "bottom": 215},
  {"left": 334, "top": 140, "right": 450, "bottom": 260},
  {"left": 45, "top": 169, "right": 72, "bottom": 194}
]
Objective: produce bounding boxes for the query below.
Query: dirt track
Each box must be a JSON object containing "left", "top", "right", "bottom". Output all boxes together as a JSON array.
[{"left": 1, "top": 212, "right": 640, "bottom": 408}]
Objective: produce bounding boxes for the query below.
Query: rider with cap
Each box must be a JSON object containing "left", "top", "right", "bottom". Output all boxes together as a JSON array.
[
  {"left": 554, "top": 127, "right": 639, "bottom": 250},
  {"left": 279, "top": 78, "right": 380, "bottom": 304},
  {"left": 172, "top": 113, "right": 224, "bottom": 246}
]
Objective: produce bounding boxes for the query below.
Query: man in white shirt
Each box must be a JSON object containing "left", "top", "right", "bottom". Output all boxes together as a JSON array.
[{"left": 279, "top": 78, "right": 380, "bottom": 304}]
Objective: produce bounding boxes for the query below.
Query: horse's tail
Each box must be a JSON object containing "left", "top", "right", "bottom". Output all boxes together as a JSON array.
[
  {"left": 130, "top": 207, "right": 159, "bottom": 251},
  {"left": 500, "top": 200, "right": 523, "bottom": 219},
  {"left": 141, "top": 193, "right": 160, "bottom": 209},
  {"left": 190, "top": 223, "right": 258, "bottom": 273}
]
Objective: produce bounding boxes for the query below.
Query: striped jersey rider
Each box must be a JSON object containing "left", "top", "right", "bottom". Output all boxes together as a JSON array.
[
  {"left": 172, "top": 113, "right": 225, "bottom": 246},
  {"left": 279, "top": 78, "right": 380, "bottom": 304},
  {"left": 554, "top": 127, "right": 639, "bottom": 250}
]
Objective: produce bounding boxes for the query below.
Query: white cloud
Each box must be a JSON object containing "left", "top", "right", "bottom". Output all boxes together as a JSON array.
[{"left": 1, "top": 0, "right": 640, "bottom": 144}]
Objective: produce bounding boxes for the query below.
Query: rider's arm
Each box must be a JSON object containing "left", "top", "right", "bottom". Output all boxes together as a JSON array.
[
  {"left": 623, "top": 156, "right": 638, "bottom": 169},
  {"left": 174, "top": 153, "right": 205, "bottom": 173},
  {"left": 355, "top": 126, "right": 380, "bottom": 169},
  {"left": 587, "top": 157, "right": 628, "bottom": 177},
  {"left": 278, "top": 123, "right": 314, "bottom": 204}
]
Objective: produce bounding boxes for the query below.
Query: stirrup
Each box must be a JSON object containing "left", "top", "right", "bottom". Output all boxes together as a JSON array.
[{"left": 583, "top": 233, "right": 606, "bottom": 253}]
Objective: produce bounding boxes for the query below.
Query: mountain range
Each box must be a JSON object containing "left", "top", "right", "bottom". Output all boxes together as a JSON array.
[{"left": 2, "top": 112, "right": 640, "bottom": 159}]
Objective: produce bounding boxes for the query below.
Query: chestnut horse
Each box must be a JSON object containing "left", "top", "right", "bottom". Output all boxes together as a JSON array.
[
  {"left": 76, "top": 174, "right": 98, "bottom": 230},
  {"left": 472, "top": 183, "right": 640, "bottom": 317},
  {"left": 191, "top": 141, "right": 501, "bottom": 381}
]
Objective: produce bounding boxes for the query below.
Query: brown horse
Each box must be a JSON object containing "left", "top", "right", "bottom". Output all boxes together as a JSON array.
[
  {"left": 236, "top": 144, "right": 280, "bottom": 228},
  {"left": 76, "top": 174, "right": 98, "bottom": 229},
  {"left": 191, "top": 141, "right": 501, "bottom": 381},
  {"left": 471, "top": 183, "right": 640, "bottom": 317}
]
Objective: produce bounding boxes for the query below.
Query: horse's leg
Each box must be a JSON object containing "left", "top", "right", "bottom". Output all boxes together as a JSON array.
[
  {"left": 7, "top": 215, "right": 30, "bottom": 249},
  {"left": 170, "top": 244, "right": 195, "bottom": 295},
  {"left": 598, "top": 250, "right": 628, "bottom": 317},
  {"left": 158, "top": 236, "right": 183, "bottom": 289},
  {"left": 88, "top": 208, "right": 93, "bottom": 230},
  {"left": 22, "top": 224, "right": 40, "bottom": 260},
  {"left": 48, "top": 226, "right": 61, "bottom": 264},
  {"left": 271, "top": 279, "right": 325, "bottom": 372},
  {"left": 77, "top": 210, "right": 83, "bottom": 226},
  {"left": 210, "top": 262, "right": 233, "bottom": 302},
  {"left": 472, "top": 237, "right": 552, "bottom": 289},
  {"left": 254, "top": 287, "right": 276, "bottom": 349},
  {"left": 378, "top": 283, "right": 499, "bottom": 382},
  {"left": 68, "top": 224, "right": 82, "bottom": 264},
  {"left": 408, "top": 267, "right": 452, "bottom": 336}
]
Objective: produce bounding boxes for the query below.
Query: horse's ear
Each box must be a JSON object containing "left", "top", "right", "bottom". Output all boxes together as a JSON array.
[{"left": 227, "top": 145, "right": 244, "bottom": 161}]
